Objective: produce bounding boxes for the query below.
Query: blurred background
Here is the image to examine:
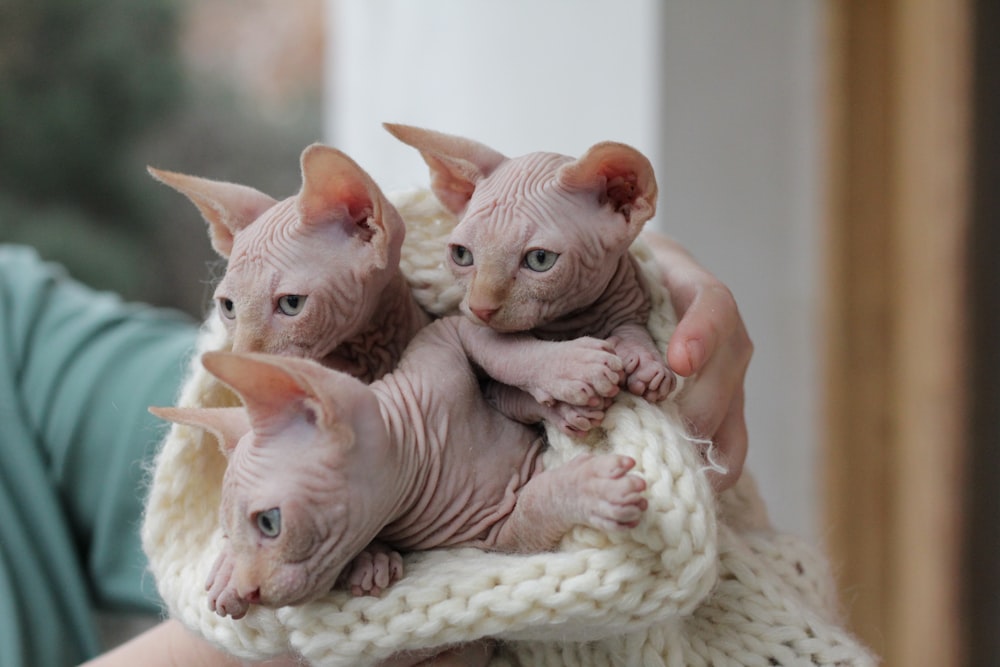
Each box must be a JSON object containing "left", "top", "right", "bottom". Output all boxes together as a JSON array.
[
  {"left": 0, "top": 1, "right": 995, "bottom": 666},
  {"left": 0, "top": 0, "right": 325, "bottom": 316}
]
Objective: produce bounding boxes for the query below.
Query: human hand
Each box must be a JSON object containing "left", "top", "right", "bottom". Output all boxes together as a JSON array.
[
  {"left": 643, "top": 232, "right": 753, "bottom": 492},
  {"left": 79, "top": 618, "right": 302, "bottom": 667}
]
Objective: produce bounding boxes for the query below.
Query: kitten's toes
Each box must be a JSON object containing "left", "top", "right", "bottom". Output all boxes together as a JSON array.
[
  {"left": 627, "top": 362, "right": 674, "bottom": 403},
  {"left": 347, "top": 562, "right": 379, "bottom": 597},
  {"left": 554, "top": 401, "right": 607, "bottom": 436},
  {"left": 345, "top": 543, "right": 404, "bottom": 597},
  {"left": 372, "top": 549, "right": 404, "bottom": 591},
  {"left": 213, "top": 589, "right": 250, "bottom": 619},
  {"left": 575, "top": 338, "right": 626, "bottom": 397},
  {"left": 572, "top": 363, "right": 624, "bottom": 403},
  {"left": 567, "top": 454, "right": 648, "bottom": 531},
  {"left": 595, "top": 455, "right": 647, "bottom": 525}
]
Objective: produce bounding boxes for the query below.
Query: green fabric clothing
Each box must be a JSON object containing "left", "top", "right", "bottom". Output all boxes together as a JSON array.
[{"left": 0, "top": 245, "right": 198, "bottom": 666}]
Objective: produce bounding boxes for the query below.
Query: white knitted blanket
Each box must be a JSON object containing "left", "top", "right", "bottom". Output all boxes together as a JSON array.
[{"left": 142, "top": 190, "right": 876, "bottom": 666}]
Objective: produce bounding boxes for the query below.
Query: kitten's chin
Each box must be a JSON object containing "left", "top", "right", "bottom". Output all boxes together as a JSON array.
[{"left": 257, "top": 566, "right": 322, "bottom": 609}]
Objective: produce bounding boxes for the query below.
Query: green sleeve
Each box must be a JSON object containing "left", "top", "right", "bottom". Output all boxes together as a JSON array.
[{"left": 0, "top": 245, "right": 199, "bottom": 666}]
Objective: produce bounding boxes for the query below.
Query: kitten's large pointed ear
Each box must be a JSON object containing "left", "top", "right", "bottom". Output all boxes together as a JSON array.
[
  {"left": 383, "top": 123, "right": 507, "bottom": 215},
  {"left": 149, "top": 406, "right": 250, "bottom": 457},
  {"left": 201, "top": 351, "right": 369, "bottom": 438},
  {"left": 148, "top": 167, "right": 277, "bottom": 258},
  {"left": 557, "top": 142, "right": 658, "bottom": 235},
  {"left": 296, "top": 144, "right": 401, "bottom": 267}
]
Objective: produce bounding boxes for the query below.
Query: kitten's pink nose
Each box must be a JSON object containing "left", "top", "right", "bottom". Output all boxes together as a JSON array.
[{"left": 471, "top": 306, "right": 499, "bottom": 324}]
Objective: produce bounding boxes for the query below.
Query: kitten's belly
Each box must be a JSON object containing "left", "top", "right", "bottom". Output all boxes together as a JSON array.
[{"left": 383, "top": 431, "right": 545, "bottom": 551}]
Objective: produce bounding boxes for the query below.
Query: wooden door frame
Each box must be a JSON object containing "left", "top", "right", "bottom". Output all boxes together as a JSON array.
[{"left": 822, "top": 1, "right": 971, "bottom": 665}]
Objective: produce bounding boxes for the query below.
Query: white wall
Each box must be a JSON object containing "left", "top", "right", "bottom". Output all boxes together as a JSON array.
[
  {"left": 325, "top": 0, "right": 823, "bottom": 539},
  {"left": 325, "top": 0, "right": 665, "bottom": 189}
]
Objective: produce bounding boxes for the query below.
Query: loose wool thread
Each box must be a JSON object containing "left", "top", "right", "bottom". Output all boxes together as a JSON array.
[{"left": 142, "top": 189, "right": 875, "bottom": 666}]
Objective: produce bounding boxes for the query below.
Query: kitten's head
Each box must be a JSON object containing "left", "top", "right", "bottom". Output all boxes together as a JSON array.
[
  {"left": 149, "top": 145, "right": 405, "bottom": 360},
  {"left": 385, "top": 124, "right": 657, "bottom": 332},
  {"left": 152, "top": 351, "right": 395, "bottom": 614}
]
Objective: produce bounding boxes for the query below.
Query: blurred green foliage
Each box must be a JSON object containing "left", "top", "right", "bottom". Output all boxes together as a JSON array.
[
  {"left": 0, "top": 0, "right": 322, "bottom": 316},
  {"left": 0, "top": 0, "right": 181, "bottom": 204}
]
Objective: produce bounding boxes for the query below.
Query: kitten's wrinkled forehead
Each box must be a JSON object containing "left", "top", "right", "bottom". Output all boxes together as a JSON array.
[
  {"left": 231, "top": 199, "right": 335, "bottom": 266},
  {"left": 464, "top": 153, "right": 574, "bottom": 230},
  {"left": 473, "top": 153, "right": 568, "bottom": 198}
]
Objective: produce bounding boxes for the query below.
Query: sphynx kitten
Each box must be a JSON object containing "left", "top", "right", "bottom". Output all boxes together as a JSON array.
[
  {"left": 148, "top": 143, "right": 430, "bottom": 384},
  {"left": 384, "top": 124, "right": 673, "bottom": 435},
  {"left": 151, "top": 316, "right": 647, "bottom": 622}
]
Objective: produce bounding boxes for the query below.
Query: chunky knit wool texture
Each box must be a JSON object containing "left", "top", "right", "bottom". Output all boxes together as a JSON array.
[{"left": 141, "top": 189, "right": 876, "bottom": 666}]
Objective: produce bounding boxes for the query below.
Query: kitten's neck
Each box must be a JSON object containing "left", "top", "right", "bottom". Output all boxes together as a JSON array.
[
  {"left": 535, "top": 253, "right": 652, "bottom": 340},
  {"left": 323, "top": 273, "right": 431, "bottom": 382}
]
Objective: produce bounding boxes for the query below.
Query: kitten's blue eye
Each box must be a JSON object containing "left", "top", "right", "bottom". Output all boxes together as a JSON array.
[
  {"left": 218, "top": 297, "right": 236, "bottom": 320},
  {"left": 450, "top": 244, "right": 474, "bottom": 267},
  {"left": 524, "top": 249, "right": 559, "bottom": 272},
  {"left": 277, "top": 295, "right": 306, "bottom": 316},
  {"left": 255, "top": 508, "right": 281, "bottom": 538}
]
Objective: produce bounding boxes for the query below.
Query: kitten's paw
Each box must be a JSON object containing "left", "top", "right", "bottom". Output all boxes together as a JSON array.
[
  {"left": 339, "top": 542, "right": 404, "bottom": 597},
  {"left": 532, "top": 337, "right": 624, "bottom": 406},
  {"left": 610, "top": 336, "right": 674, "bottom": 402},
  {"left": 213, "top": 588, "right": 252, "bottom": 620},
  {"left": 549, "top": 398, "right": 613, "bottom": 436},
  {"left": 565, "top": 453, "right": 648, "bottom": 531},
  {"left": 627, "top": 359, "right": 674, "bottom": 403},
  {"left": 205, "top": 551, "right": 250, "bottom": 618}
]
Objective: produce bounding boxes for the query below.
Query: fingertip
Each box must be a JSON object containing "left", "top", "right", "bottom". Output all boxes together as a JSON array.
[
  {"left": 685, "top": 338, "right": 706, "bottom": 375},
  {"left": 667, "top": 335, "right": 705, "bottom": 377}
]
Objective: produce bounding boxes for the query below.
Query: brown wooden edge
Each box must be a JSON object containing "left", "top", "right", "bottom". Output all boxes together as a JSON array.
[{"left": 821, "top": 1, "right": 971, "bottom": 664}]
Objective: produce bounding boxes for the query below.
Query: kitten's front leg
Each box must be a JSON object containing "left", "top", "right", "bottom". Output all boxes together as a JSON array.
[
  {"left": 455, "top": 317, "right": 624, "bottom": 407},
  {"left": 336, "top": 540, "right": 404, "bottom": 597},
  {"left": 608, "top": 322, "right": 674, "bottom": 403}
]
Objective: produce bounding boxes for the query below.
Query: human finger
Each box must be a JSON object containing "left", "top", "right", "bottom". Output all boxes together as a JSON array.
[
  {"left": 699, "top": 387, "right": 749, "bottom": 492},
  {"left": 672, "top": 309, "right": 751, "bottom": 485},
  {"left": 666, "top": 280, "right": 745, "bottom": 379}
]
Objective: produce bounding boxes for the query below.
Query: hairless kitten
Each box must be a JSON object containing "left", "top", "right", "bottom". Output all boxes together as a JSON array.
[
  {"left": 149, "top": 143, "right": 430, "bottom": 384},
  {"left": 384, "top": 124, "right": 673, "bottom": 435},
  {"left": 151, "top": 316, "right": 647, "bottom": 622}
]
